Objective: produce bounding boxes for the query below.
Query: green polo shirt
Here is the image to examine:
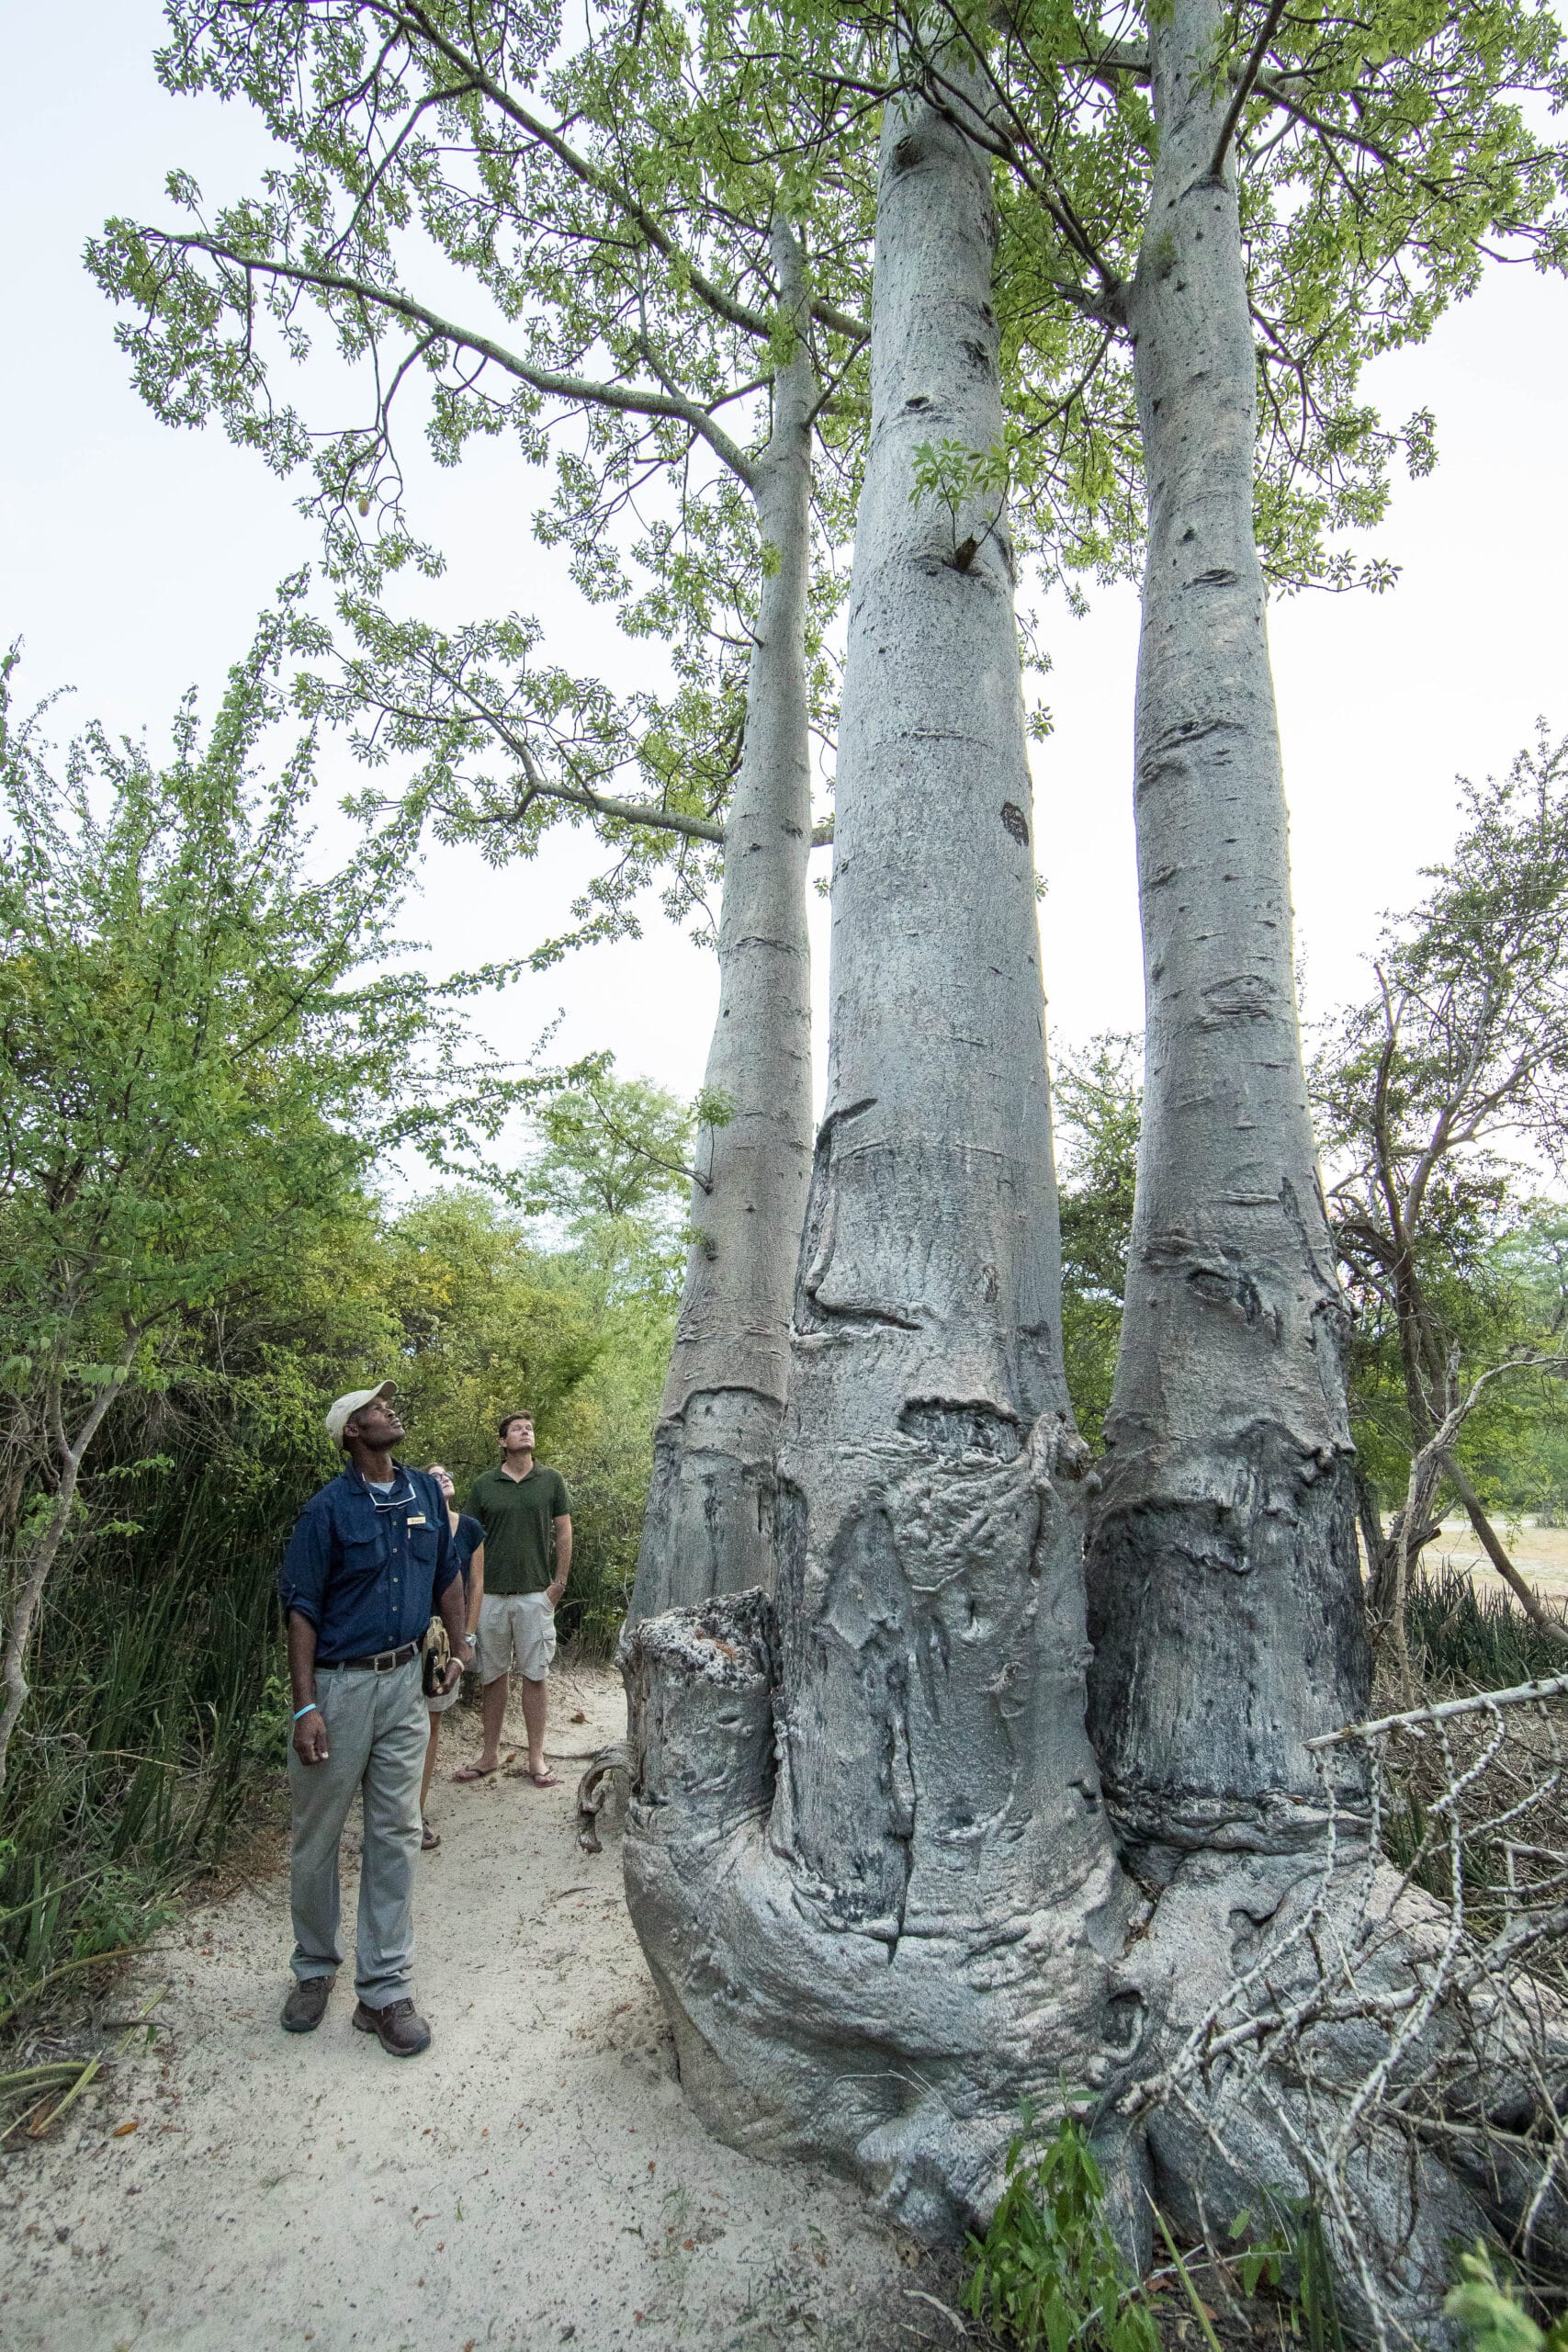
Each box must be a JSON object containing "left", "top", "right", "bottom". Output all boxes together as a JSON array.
[{"left": 468, "top": 1463, "right": 572, "bottom": 1597}]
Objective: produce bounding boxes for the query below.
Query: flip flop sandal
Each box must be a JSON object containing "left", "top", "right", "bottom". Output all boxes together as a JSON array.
[
  {"left": 421, "top": 1816, "right": 441, "bottom": 1851},
  {"left": 451, "top": 1762, "right": 500, "bottom": 1783},
  {"left": 504, "top": 1766, "right": 562, "bottom": 1787}
]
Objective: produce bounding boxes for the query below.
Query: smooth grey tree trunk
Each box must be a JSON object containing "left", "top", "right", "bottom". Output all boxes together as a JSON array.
[
  {"left": 1084, "top": 0, "right": 1371, "bottom": 1855},
  {"left": 628, "top": 224, "right": 817, "bottom": 1622},
  {"left": 619, "top": 43, "right": 1556, "bottom": 2324},
  {"left": 0, "top": 1343, "right": 135, "bottom": 1788},
  {"left": 1078, "top": 7, "right": 1544, "bottom": 2326},
  {"left": 621, "top": 75, "right": 1138, "bottom": 2241}
]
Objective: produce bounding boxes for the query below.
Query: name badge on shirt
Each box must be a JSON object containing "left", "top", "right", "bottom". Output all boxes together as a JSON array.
[{"left": 408, "top": 1513, "right": 428, "bottom": 1526}]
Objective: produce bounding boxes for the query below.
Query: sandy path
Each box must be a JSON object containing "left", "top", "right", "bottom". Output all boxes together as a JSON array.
[{"left": 1, "top": 1669, "right": 940, "bottom": 2352}]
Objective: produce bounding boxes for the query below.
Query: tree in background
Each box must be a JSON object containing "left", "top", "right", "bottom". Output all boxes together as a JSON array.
[
  {"left": 1055, "top": 1034, "right": 1142, "bottom": 1447},
  {"left": 524, "top": 1061, "right": 698, "bottom": 1305},
  {"left": 0, "top": 600, "right": 513, "bottom": 1787},
  {"left": 1316, "top": 725, "right": 1568, "bottom": 1631},
  {"left": 1040, "top": 925, "right": 1568, "bottom": 1619},
  {"left": 370, "top": 1185, "right": 679, "bottom": 1650},
  {"left": 91, "top": 0, "right": 879, "bottom": 1625}
]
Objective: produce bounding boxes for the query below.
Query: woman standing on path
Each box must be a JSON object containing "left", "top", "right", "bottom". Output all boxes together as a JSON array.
[{"left": 419, "top": 1464, "right": 485, "bottom": 1850}]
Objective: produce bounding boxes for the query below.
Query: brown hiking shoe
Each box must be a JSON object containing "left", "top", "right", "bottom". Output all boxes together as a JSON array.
[
  {"left": 280, "top": 1973, "right": 335, "bottom": 2033},
  {"left": 352, "top": 1996, "right": 432, "bottom": 2057}
]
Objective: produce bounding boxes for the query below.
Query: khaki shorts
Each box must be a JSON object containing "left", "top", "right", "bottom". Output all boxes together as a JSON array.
[{"left": 477, "top": 1590, "right": 557, "bottom": 1684}]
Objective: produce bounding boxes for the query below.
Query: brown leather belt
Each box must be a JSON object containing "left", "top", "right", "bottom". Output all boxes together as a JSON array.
[{"left": 317, "top": 1640, "right": 422, "bottom": 1674}]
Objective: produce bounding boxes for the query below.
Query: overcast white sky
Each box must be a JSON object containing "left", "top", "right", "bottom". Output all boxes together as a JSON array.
[{"left": 4, "top": 1, "right": 1565, "bottom": 1133}]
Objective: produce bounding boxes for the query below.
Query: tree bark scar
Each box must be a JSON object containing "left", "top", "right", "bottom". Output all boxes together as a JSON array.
[
  {"left": 898, "top": 1400, "right": 1022, "bottom": 1460},
  {"left": 792, "top": 1501, "right": 918, "bottom": 1939},
  {"left": 1195, "top": 972, "right": 1275, "bottom": 1026},
  {"left": 794, "top": 1100, "right": 876, "bottom": 1331}
]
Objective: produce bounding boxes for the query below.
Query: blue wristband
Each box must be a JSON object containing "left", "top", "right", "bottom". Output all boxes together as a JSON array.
[{"left": 293, "top": 1702, "right": 320, "bottom": 1721}]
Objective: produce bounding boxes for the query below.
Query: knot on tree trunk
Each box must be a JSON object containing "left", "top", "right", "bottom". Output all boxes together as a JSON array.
[{"left": 620, "top": 1588, "right": 780, "bottom": 1847}]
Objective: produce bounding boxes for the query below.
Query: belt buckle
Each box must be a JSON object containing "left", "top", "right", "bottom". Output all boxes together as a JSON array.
[{"left": 374, "top": 1647, "right": 398, "bottom": 1673}]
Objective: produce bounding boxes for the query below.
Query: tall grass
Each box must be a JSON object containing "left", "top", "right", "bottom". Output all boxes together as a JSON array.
[
  {"left": 1406, "top": 1559, "right": 1568, "bottom": 1690},
  {"left": 0, "top": 1459, "right": 288, "bottom": 2030}
]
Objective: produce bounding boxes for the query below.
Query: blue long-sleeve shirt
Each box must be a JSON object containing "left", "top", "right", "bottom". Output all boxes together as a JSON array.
[{"left": 278, "top": 1461, "right": 457, "bottom": 1665}]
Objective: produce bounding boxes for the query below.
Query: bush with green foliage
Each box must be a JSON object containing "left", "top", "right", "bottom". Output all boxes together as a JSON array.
[
  {"left": 964, "top": 2110, "right": 1159, "bottom": 2352},
  {"left": 1448, "top": 2244, "right": 1568, "bottom": 2352}
]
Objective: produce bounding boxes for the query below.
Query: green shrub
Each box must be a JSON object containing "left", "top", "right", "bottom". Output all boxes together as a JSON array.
[
  {"left": 964, "top": 2110, "right": 1159, "bottom": 2352},
  {"left": 1448, "top": 2244, "right": 1568, "bottom": 2352}
]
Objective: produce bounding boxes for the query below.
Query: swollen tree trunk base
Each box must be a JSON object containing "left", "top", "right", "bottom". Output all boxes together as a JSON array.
[
  {"left": 624, "top": 1594, "right": 1564, "bottom": 2324},
  {"left": 621, "top": 1572, "right": 1140, "bottom": 2243},
  {"left": 625, "top": 1581, "right": 1567, "bottom": 2339}
]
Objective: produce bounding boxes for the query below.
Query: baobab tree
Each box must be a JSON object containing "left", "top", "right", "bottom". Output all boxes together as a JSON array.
[
  {"left": 623, "top": 49, "right": 1138, "bottom": 2244},
  {"left": 622, "top": 3, "right": 1567, "bottom": 2326},
  {"left": 1314, "top": 727, "right": 1568, "bottom": 1632},
  {"left": 94, "top": 0, "right": 875, "bottom": 1622}
]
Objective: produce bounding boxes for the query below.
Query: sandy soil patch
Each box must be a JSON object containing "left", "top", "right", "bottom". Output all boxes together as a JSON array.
[
  {"left": 1426, "top": 1518, "right": 1568, "bottom": 1604},
  {"left": 0, "top": 1668, "right": 948, "bottom": 2352}
]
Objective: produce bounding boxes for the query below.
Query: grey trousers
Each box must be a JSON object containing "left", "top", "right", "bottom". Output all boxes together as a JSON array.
[{"left": 287, "top": 1654, "right": 425, "bottom": 2007}]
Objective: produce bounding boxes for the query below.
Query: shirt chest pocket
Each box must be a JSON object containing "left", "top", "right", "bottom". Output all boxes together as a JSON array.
[
  {"left": 340, "top": 1528, "right": 389, "bottom": 1587},
  {"left": 408, "top": 1522, "right": 439, "bottom": 1576}
]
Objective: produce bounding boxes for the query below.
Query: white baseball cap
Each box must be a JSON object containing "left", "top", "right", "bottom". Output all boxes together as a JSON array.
[{"left": 324, "top": 1381, "right": 399, "bottom": 1444}]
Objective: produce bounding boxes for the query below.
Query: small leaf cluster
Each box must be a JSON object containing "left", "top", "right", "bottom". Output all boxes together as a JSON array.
[
  {"left": 964, "top": 2109, "right": 1159, "bottom": 2352},
  {"left": 1448, "top": 2243, "right": 1568, "bottom": 2352}
]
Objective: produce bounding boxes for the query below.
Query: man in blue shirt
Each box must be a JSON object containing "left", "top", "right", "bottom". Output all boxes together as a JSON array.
[{"left": 276, "top": 1380, "right": 472, "bottom": 2054}]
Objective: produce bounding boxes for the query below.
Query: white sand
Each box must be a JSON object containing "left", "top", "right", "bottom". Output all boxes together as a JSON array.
[
  {"left": 1427, "top": 1518, "right": 1568, "bottom": 1601},
  {"left": 2, "top": 1668, "right": 948, "bottom": 2352}
]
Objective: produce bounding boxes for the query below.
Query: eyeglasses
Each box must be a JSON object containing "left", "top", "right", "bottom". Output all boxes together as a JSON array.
[{"left": 366, "top": 1476, "right": 419, "bottom": 1513}]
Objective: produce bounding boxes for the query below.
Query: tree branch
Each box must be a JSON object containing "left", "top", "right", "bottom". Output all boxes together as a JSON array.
[
  {"left": 1442, "top": 1449, "right": 1568, "bottom": 1650},
  {"left": 385, "top": 4, "right": 868, "bottom": 345},
  {"left": 410, "top": 662, "right": 837, "bottom": 850},
  {"left": 152, "top": 234, "right": 759, "bottom": 482},
  {"left": 1208, "top": 0, "right": 1292, "bottom": 180},
  {"left": 581, "top": 1084, "right": 711, "bottom": 1195}
]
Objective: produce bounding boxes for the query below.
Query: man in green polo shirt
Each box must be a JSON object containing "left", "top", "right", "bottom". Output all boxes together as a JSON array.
[{"left": 457, "top": 1411, "right": 572, "bottom": 1788}]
